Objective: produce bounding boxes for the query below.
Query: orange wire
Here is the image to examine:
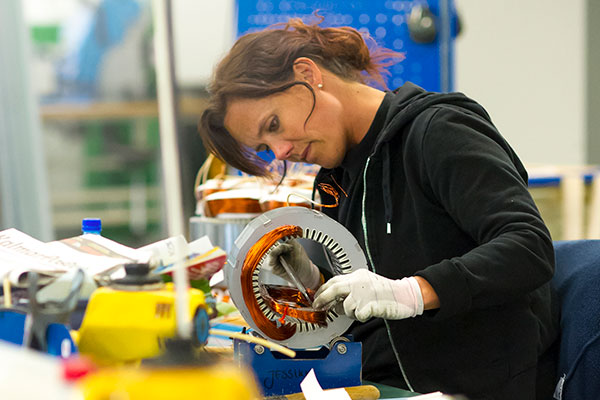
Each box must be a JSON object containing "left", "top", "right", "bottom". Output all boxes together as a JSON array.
[
  {"left": 330, "top": 175, "right": 348, "bottom": 197},
  {"left": 240, "top": 225, "right": 329, "bottom": 341},
  {"left": 278, "top": 304, "right": 289, "bottom": 324},
  {"left": 241, "top": 225, "right": 302, "bottom": 341},
  {"left": 265, "top": 286, "right": 328, "bottom": 326},
  {"left": 316, "top": 183, "right": 341, "bottom": 208},
  {"left": 315, "top": 174, "right": 348, "bottom": 208}
]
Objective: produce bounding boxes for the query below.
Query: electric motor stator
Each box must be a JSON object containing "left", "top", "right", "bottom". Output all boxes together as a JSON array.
[{"left": 225, "top": 206, "right": 368, "bottom": 349}]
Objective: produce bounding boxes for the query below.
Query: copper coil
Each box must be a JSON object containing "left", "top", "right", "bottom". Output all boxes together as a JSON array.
[
  {"left": 241, "top": 225, "right": 301, "bottom": 341},
  {"left": 203, "top": 198, "right": 262, "bottom": 217},
  {"left": 317, "top": 182, "right": 347, "bottom": 208},
  {"left": 259, "top": 200, "right": 317, "bottom": 213},
  {"left": 241, "top": 224, "right": 331, "bottom": 341},
  {"left": 263, "top": 285, "right": 328, "bottom": 326}
]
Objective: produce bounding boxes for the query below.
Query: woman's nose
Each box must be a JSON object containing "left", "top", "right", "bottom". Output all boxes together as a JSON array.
[{"left": 271, "top": 141, "right": 293, "bottom": 160}]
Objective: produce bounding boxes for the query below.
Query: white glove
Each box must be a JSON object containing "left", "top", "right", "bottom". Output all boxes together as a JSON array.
[
  {"left": 312, "top": 269, "right": 424, "bottom": 322},
  {"left": 265, "top": 239, "right": 322, "bottom": 290}
]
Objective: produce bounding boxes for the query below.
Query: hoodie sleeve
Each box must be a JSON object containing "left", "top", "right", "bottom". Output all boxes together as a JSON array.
[{"left": 412, "top": 105, "right": 555, "bottom": 319}]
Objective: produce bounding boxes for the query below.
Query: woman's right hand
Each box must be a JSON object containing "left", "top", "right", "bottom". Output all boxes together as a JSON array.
[{"left": 266, "top": 239, "right": 322, "bottom": 290}]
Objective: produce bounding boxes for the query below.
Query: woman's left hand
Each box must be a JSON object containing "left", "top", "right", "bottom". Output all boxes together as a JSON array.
[{"left": 312, "top": 269, "right": 425, "bottom": 322}]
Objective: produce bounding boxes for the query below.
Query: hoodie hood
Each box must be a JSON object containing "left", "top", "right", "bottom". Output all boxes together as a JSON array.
[
  {"left": 369, "top": 82, "right": 498, "bottom": 234},
  {"left": 375, "top": 82, "right": 492, "bottom": 151}
]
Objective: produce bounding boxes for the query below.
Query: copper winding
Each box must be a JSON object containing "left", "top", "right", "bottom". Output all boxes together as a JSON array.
[
  {"left": 264, "top": 286, "right": 328, "bottom": 326},
  {"left": 240, "top": 225, "right": 328, "bottom": 341},
  {"left": 260, "top": 200, "right": 316, "bottom": 212},
  {"left": 317, "top": 176, "right": 347, "bottom": 208},
  {"left": 203, "top": 198, "right": 262, "bottom": 217},
  {"left": 241, "top": 225, "right": 301, "bottom": 340}
]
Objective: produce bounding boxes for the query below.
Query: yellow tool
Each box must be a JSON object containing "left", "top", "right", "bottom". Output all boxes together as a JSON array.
[
  {"left": 76, "top": 263, "right": 210, "bottom": 365},
  {"left": 72, "top": 262, "right": 262, "bottom": 399},
  {"left": 78, "top": 361, "right": 260, "bottom": 400}
]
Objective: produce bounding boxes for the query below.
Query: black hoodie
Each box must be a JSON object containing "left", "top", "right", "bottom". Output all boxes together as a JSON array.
[{"left": 315, "top": 83, "right": 559, "bottom": 399}]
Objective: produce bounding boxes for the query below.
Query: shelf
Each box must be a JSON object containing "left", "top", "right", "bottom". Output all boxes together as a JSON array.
[{"left": 39, "top": 96, "right": 208, "bottom": 121}]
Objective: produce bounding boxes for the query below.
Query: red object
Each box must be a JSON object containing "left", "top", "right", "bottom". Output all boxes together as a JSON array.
[
  {"left": 164, "top": 252, "right": 228, "bottom": 281},
  {"left": 62, "top": 356, "right": 97, "bottom": 381}
]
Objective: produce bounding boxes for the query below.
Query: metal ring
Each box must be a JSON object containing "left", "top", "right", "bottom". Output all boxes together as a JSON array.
[{"left": 225, "top": 207, "right": 368, "bottom": 349}]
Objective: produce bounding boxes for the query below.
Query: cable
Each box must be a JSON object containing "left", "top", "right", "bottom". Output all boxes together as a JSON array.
[{"left": 209, "top": 329, "right": 296, "bottom": 358}]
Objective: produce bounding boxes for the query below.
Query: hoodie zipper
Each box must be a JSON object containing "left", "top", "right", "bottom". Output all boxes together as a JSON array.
[{"left": 361, "top": 156, "right": 415, "bottom": 393}]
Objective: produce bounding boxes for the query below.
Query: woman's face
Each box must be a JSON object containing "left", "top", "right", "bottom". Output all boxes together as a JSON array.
[{"left": 224, "top": 83, "right": 349, "bottom": 169}]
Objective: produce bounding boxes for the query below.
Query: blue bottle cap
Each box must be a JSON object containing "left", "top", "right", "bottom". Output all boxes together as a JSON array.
[{"left": 82, "top": 218, "right": 102, "bottom": 234}]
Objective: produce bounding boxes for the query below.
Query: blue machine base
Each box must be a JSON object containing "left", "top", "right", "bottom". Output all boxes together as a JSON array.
[
  {"left": 0, "top": 308, "right": 76, "bottom": 357},
  {"left": 233, "top": 339, "right": 362, "bottom": 396}
]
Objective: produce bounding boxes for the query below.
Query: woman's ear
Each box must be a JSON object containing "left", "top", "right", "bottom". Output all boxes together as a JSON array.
[{"left": 292, "top": 57, "right": 323, "bottom": 87}]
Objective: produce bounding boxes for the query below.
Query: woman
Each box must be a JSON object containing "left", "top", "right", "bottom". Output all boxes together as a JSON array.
[{"left": 200, "top": 18, "right": 558, "bottom": 400}]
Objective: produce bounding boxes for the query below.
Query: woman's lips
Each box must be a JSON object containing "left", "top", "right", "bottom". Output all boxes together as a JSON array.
[{"left": 301, "top": 143, "right": 311, "bottom": 163}]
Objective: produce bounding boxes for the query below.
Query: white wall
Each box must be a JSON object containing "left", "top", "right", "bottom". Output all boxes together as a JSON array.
[
  {"left": 172, "top": 0, "right": 236, "bottom": 88},
  {"left": 454, "top": 0, "right": 587, "bottom": 165}
]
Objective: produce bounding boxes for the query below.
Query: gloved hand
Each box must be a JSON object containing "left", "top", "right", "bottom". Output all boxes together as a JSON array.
[
  {"left": 312, "top": 269, "right": 424, "bottom": 322},
  {"left": 266, "top": 239, "right": 322, "bottom": 290}
]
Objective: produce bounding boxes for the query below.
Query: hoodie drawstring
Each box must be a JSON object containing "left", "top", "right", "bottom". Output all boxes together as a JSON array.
[{"left": 382, "top": 143, "right": 393, "bottom": 234}]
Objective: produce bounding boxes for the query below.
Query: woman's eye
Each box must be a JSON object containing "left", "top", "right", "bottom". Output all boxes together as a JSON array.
[{"left": 268, "top": 116, "right": 280, "bottom": 132}]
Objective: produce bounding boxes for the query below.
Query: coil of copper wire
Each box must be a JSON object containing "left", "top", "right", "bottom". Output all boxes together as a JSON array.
[{"left": 226, "top": 207, "right": 368, "bottom": 349}]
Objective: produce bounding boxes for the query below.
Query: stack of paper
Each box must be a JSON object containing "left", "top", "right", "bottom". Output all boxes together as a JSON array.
[{"left": 0, "top": 228, "right": 226, "bottom": 287}]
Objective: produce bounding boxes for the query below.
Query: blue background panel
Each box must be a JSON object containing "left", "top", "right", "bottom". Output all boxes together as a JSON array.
[{"left": 236, "top": 0, "right": 457, "bottom": 92}]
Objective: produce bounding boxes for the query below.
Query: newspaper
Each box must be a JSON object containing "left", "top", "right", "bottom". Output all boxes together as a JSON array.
[
  {"left": 51, "top": 233, "right": 150, "bottom": 279},
  {"left": 0, "top": 228, "right": 144, "bottom": 287},
  {"left": 0, "top": 229, "right": 76, "bottom": 286},
  {"left": 0, "top": 228, "right": 227, "bottom": 287}
]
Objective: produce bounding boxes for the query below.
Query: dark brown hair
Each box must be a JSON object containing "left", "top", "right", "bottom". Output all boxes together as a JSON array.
[{"left": 199, "top": 16, "right": 402, "bottom": 176}]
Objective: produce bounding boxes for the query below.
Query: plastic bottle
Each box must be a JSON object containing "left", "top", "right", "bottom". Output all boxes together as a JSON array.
[{"left": 81, "top": 218, "right": 102, "bottom": 235}]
